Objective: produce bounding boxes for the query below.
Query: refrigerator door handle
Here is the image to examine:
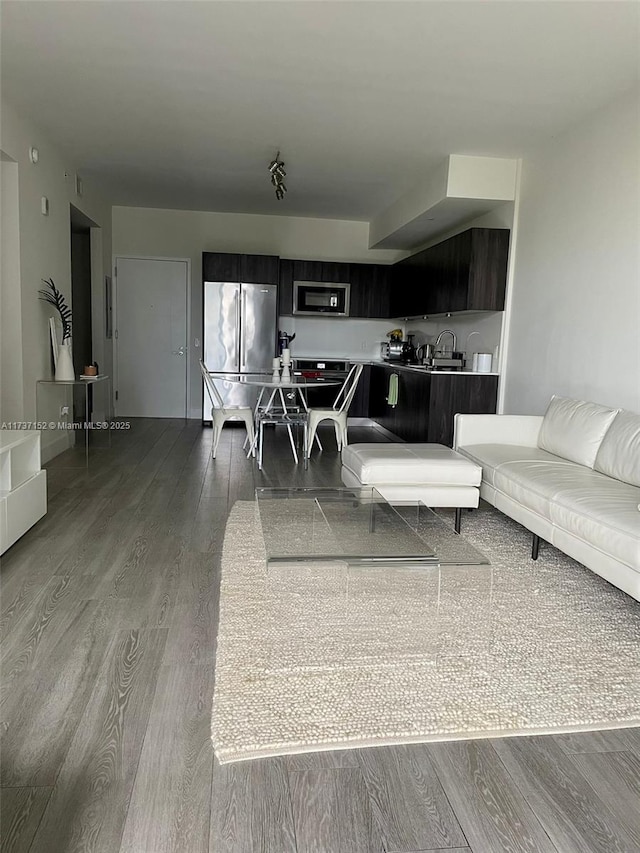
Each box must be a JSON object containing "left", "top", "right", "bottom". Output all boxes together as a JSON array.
[
  {"left": 240, "top": 288, "right": 247, "bottom": 371},
  {"left": 235, "top": 289, "right": 242, "bottom": 370}
]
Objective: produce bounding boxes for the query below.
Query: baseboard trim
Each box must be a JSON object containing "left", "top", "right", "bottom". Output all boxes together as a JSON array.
[{"left": 41, "top": 432, "right": 73, "bottom": 464}]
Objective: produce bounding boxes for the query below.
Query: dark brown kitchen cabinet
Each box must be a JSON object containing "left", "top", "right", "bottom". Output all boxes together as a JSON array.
[
  {"left": 368, "top": 365, "right": 397, "bottom": 435},
  {"left": 320, "top": 262, "right": 351, "bottom": 283},
  {"left": 291, "top": 260, "right": 350, "bottom": 283},
  {"left": 349, "top": 264, "right": 391, "bottom": 318},
  {"left": 427, "top": 374, "right": 499, "bottom": 446},
  {"left": 278, "top": 259, "right": 294, "bottom": 314},
  {"left": 347, "top": 364, "right": 371, "bottom": 417},
  {"left": 391, "top": 227, "right": 510, "bottom": 318},
  {"left": 394, "top": 369, "right": 432, "bottom": 442},
  {"left": 278, "top": 259, "right": 391, "bottom": 318},
  {"left": 203, "top": 252, "right": 241, "bottom": 282},
  {"left": 370, "top": 367, "right": 432, "bottom": 443},
  {"left": 203, "top": 252, "right": 279, "bottom": 284},
  {"left": 390, "top": 253, "right": 428, "bottom": 318},
  {"left": 367, "top": 365, "right": 498, "bottom": 447},
  {"left": 240, "top": 254, "right": 280, "bottom": 284},
  {"left": 306, "top": 365, "right": 371, "bottom": 418},
  {"left": 279, "top": 259, "right": 352, "bottom": 315}
]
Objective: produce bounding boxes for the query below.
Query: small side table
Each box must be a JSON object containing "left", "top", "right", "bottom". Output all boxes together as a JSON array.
[{"left": 36, "top": 375, "right": 112, "bottom": 466}]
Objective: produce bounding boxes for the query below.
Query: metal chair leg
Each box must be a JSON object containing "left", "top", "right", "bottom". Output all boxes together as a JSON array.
[
  {"left": 258, "top": 420, "right": 264, "bottom": 470},
  {"left": 286, "top": 424, "right": 298, "bottom": 463},
  {"left": 212, "top": 425, "right": 221, "bottom": 458},
  {"left": 454, "top": 507, "right": 462, "bottom": 533}
]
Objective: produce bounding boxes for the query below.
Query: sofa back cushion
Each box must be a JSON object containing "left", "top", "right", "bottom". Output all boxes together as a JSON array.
[
  {"left": 594, "top": 409, "right": 640, "bottom": 487},
  {"left": 537, "top": 396, "right": 619, "bottom": 468}
]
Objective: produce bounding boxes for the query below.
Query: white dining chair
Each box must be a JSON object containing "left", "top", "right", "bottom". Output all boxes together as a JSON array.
[
  {"left": 199, "top": 360, "right": 256, "bottom": 458},
  {"left": 305, "top": 363, "right": 363, "bottom": 462}
]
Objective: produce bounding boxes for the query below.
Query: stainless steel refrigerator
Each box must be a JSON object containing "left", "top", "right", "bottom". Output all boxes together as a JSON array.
[{"left": 203, "top": 280, "right": 278, "bottom": 418}]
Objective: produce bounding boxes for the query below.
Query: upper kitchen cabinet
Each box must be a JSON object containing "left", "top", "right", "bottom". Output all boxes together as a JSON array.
[
  {"left": 240, "top": 254, "right": 280, "bottom": 284},
  {"left": 202, "top": 252, "right": 279, "bottom": 284},
  {"left": 203, "top": 251, "right": 241, "bottom": 282},
  {"left": 349, "top": 264, "right": 391, "bottom": 318},
  {"left": 278, "top": 259, "right": 350, "bottom": 314},
  {"left": 390, "top": 253, "right": 424, "bottom": 317},
  {"left": 290, "top": 259, "right": 351, "bottom": 282},
  {"left": 278, "top": 259, "right": 294, "bottom": 314},
  {"left": 278, "top": 259, "right": 391, "bottom": 317},
  {"left": 466, "top": 228, "right": 509, "bottom": 311},
  {"left": 391, "top": 227, "right": 510, "bottom": 318}
]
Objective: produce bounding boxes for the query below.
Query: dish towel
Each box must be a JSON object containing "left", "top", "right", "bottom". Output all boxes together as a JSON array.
[{"left": 386, "top": 372, "right": 399, "bottom": 407}]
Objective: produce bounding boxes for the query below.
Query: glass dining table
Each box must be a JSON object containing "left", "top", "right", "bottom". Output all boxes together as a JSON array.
[{"left": 206, "top": 372, "right": 341, "bottom": 468}]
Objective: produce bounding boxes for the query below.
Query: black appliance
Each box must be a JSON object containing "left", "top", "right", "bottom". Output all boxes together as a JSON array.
[
  {"left": 292, "top": 358, "right": 350, "bottom": 380},
  {"left": 293, "top": 282, "right": 350, "bottom": 316},
  {"left": 380, "top": 340, "right": 418, "bottom": 364}
]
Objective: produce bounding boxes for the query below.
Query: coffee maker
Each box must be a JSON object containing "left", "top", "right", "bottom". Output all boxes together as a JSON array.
[
  {"left": 278, "top": 330, "right": 296, "bottom": 355},
  {"left": 380, "top": 332, "right": 418, "bottom": 364}
]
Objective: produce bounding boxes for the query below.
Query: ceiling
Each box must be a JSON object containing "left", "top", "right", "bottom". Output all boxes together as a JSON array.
[{"left": 2, "top": 1, "right": 638, "bottom": 223}]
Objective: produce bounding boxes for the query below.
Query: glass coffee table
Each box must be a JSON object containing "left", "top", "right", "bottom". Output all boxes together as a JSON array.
[{"left": 256, "top": 487, "right": 489, "bottom": 566}]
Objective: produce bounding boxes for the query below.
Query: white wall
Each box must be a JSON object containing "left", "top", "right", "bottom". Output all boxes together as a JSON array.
[
  {"left": 112, "top": 206, "right": 403, "bottom": 418},
  {"left": 1, "top": 157, "right": 24, "bottom": 422},
  {"left": 278, "top": 316, "right": 396, "bottom": 362},
  {"left": 0, "top": 99, "right": 113, "bottom": 458},
  {"left": 502, "top": 90, "right": 640, "bottom": 414}
]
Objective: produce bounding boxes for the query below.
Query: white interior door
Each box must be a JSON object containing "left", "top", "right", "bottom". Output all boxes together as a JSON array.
[{"left": 115, "top": 257, "right": 188, "bottom": 417}]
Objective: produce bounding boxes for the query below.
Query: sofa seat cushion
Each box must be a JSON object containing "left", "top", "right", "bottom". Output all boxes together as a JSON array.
[
  {"left": 594, "top": 409, "right": 640, "bottom": 487},
  {"left": 485, "top": 459, "right": 640, "bottom": 569},
  {"left": 460, "top": 444, "right": 574, "bottom": 487},
  {"left": 341, "top": 443, "right": 481, "bottom": 486},
  {"left": 550, "top": 482, "right": 640, "bottom": 570},
  {"left": 537, "top": 396, "right": 619, "bottom": 468},
  {"left": 491, "top": 461, "right": 612, "bottom": 518}
]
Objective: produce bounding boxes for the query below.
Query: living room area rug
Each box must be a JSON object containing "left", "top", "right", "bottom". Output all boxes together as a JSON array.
[{"left": 211, "top": 501, "right": 640, "bottom": 764}]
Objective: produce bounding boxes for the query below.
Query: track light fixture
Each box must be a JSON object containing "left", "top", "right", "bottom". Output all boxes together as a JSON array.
[{"left": 269, "top": 152, "right": 287, "bottom": 200}]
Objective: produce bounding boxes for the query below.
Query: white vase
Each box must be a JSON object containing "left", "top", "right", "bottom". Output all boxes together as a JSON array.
[{"left": 56, "top": 341, "right": 75, "bottom": 381}]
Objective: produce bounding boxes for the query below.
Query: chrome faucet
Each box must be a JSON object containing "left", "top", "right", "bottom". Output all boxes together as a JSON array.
[{"left": 434, "top": 329, "right": 456, "bottom": 353}]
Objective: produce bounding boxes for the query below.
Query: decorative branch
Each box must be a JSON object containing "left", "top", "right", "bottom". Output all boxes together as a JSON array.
[{"left": 38, "top": 278, "right": 72, "bottom": 342}]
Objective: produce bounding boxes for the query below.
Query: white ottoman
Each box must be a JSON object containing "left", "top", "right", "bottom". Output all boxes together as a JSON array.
[{"left": 340, "top": 443, "right": 482, "bottom": 532}]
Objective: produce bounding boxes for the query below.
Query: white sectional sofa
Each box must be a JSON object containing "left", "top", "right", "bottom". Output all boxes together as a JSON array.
[{"left": 454, "top": 397, "right": 640, "bottom": 602}]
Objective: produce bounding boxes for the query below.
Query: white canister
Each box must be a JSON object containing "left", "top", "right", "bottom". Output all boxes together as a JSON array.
[
  {"left": 471, "top": 353, "right": 479, "bottom": 372},
  {"left": 476, "top": 353, "right": 493, "bottom": 373},
  {"left": 282, "top": 348, "right": 291, "bottom": 364}
]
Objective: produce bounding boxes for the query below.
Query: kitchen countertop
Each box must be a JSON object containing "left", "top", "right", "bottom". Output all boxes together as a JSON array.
[
  {"left": 295, "top": 356, "right": 499, "bottom": 376},
  {"left": 387, "top": 364, "right": 500, "bottom": 376}
]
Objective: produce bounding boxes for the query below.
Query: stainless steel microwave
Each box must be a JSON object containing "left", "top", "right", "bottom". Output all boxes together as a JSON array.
[{"left": 293, "top": 281, "right": 350, "bottom": 316}]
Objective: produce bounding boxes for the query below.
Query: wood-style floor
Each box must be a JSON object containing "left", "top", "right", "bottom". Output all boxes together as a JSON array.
[{"left": 1, "top": 419, "right": 639, "bottom": 853}]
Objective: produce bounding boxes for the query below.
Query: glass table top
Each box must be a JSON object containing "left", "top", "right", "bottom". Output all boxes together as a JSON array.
[{"left": 256, "top": 487, "right": 489, "bottom": 567}]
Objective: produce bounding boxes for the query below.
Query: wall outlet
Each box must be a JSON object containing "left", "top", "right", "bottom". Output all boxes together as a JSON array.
[
  {"left": 60, "top": 405, "right": 69, "bottom": 417},
  {"left": 361, "top": 341, "right": 368, "bottom": 351}
]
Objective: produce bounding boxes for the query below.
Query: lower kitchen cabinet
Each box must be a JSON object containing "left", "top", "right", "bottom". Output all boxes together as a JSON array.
[
  {"left": 304, "top": 365, "right": 371, "bottom": 417},
  {"left": 427, "top": 373, "right": 499, "bottom": 445},
  {"left": 368, "top": 365, "right": 397, "bottom": 435},
  {"left": 347, "top": 364, "right": 370, "bottom": 417},
  {"left": 304, "top": 384, "right": 337, "bottom": 409},
  {"left": 367, "top": 365, "right": 498, "bottom": 446}
]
